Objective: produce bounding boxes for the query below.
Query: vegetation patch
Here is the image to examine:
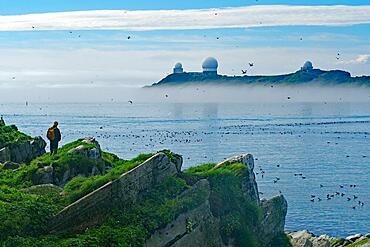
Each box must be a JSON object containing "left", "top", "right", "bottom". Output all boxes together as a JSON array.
[
  {"left": 31, "top": 139, "right": 106, "bottom": 181},
  {"left": 2, "top": 176, "right": 208, "bottom": 247},
  {"left": 63, "top": 152, "right": 154, "bottom": 203},
  {"left": 0, "top": 134, "right": 275, "bottom": 247},
  {"left": 0, "top": 125, "right": 31, "bottom": 148},
  {"left": 0, "top": 185, "right": 63, "bottom": 242},
  {"left": 0, "top": 138, "right": 159, "bottom": 245},
  {"left": 0, "top": 162, "right": 38, "bottom": 188}
]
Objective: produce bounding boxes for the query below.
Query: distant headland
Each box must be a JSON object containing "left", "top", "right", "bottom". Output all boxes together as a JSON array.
[{"left": 148, "top": 57, "right": 370, "bottom": 87}]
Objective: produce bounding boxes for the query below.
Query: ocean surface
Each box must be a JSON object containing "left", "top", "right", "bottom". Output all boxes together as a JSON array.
[{"left": 0, "top": 102, "right": 369, "bottom": 237}]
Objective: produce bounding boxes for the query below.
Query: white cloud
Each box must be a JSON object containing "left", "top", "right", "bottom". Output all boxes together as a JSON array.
[
  {"left": 338, "top": 54, "right": 370, "bottom": 64},
  {"left": 354, "top": 54, "right": 370, "bottom": 64},
  {"left": 1, "top": 5, "right": 370, "bottom": 31}
]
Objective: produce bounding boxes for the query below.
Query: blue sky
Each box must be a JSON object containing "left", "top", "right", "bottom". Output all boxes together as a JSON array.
[
  {"left": 0, "top": 1, "right": 369, "bottom": 101},
  {"left": 0, "top": 0, "right": 368, "bottom": 14}
]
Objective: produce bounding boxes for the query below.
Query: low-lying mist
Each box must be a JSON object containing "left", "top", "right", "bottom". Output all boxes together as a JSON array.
[
  {"left": 1, "top": 84, "right": 369, "bottom": 103},
  {"left": 142, "top": 84, "right": 370, "bottom": 103}
]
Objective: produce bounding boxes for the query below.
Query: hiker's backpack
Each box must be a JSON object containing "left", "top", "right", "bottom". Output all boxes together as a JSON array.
[{"left": 47, "top": 128, "right": 55, "bottom": 141}]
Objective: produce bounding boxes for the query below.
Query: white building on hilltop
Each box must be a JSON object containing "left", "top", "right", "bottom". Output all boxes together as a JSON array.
[
  {"left": 202, "top": 57, "right": 218, "bottom": 75},
  {"left": 173, "top": 62, "right": 184, "bottom": 73},
  {"left": 301, "top": 61, "right": 313, "bottom": 71},
  {"left": 172, "top": 57, "right": 219, "bottom": 75}
]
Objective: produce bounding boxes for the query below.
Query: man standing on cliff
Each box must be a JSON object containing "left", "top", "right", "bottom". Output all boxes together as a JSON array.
[{"left": 47, "top": 121, "right": 61, "bottom": 155}]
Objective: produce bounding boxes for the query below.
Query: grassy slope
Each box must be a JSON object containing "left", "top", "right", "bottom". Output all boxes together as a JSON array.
[
  {"left": 0, "top": 184, "right": 63, "bottom": 242},
  {"left": 0, "top": 125, "right": 31, "bottom": 148},
  {"left": 31, "top": 139, "right": 106, "bottom": 183},
  {"left": 1, "top": 148, "right": 262, "bottom": 246},
  {"left": 3, "top": 176, "right": 208, "bottom": 247},
  {"left": 0, "top": 139, "right": 103, "bottom": 189},
  {"left": 0, "top": 137, "right": 289, "bottom": 247},
  {"left": 0, "top": 138, "right": 155, "bottom": 244},
  {"left": 63, "top": 152, "right": 154, "bottom": 203},
  {"left": 0, "top": 138, "right": 154, "bottom": 201}
]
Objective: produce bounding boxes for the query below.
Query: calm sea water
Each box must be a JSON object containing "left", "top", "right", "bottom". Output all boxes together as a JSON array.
[{"left": 0, "top": 102, "right": 369, "bottom": 237}]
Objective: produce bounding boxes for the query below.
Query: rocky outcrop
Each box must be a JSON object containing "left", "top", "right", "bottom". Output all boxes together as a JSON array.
[
  {"left": 32, "top": 137, "right": 104, "bottom": 186},
  {"left": 49, "top": 152, "right": 181, "bottom": 234},
  {"left": 215, "top": 153, "right": 259, "bottom": 202},
  {"left": 287, "top": 230, "right": 370, "bottom": 247},
  {"left": 260, "top": 195, "right": 288, "bottom": 246},
  {"left": 33, "top": 165, "right": 54, "bottom": 185},
  {"left": 144, "top": 179, "right": 225, "bottom": 247},
  {"left": 217, "top": 154, "right": 287, "bottom": 246},
  {"left": 67, "top": 137, "right": 101, "bottom": 160},
  {"left": 0, "top": 135, "right": 46, "bottom": 164},
  {"left": 147, "top": 153, "right": 288, "bottom": 247},
  {"left": 1, "top": 161, "right": 20, "bottom": 170},
  {"left": 47, "top": 151, "right": 288, "bottom": 246}
]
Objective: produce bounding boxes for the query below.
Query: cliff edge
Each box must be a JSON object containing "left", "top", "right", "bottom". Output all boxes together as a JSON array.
[{"left": 0, "top": 133, "right": 288, "bottom": 246}]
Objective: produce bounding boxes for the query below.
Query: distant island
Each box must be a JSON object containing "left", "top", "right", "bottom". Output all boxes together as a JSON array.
[{"left": 149, "top": 58, "right": 370, "bottom": 87}]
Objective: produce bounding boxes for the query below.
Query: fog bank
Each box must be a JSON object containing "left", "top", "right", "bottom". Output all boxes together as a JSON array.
[{"left": 0, "top": 85, "right": 369, "bottom": 103}]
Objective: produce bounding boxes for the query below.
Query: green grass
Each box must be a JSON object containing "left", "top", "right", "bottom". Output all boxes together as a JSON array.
[
  {"left": 0, "top": 125, "right": 31, "bottom": 148},
  {"left": 183, "top": 163, "right": 216, "bottom": 175},
  {"left": 0, "top": 139, "right": 107, "bottom": 189},
  {"left": 184, "top": 161, "right": 247, "bottom": 177},
  {"left": 0, "top": 185, "right": 64, "bottom": 242},
  {"left": 0, "top": 139, "right": 271, "bottom": 247},
  {"left": 31, "top": 139, "right": 106, "bottom": 182},
  {"left": 3, "top": 176, "right": 209, "bottom": 247},
  {"left": 0, "top": 136, "right": 156, "bottom": 204},
  {"left": 0, "top": 163, "right": 38, "bottom": 188},
  {"left": 21, "top": 184, "right": 63, "bottom": 196},
  {"left": 0, "top": 137, "right": 160, "bottom": 204},
  {"left": 0, "top": 138, "right": 159, "bottom": 245},
  {"left": 63, "top": 152, "right": 154, "bottom": 203}
]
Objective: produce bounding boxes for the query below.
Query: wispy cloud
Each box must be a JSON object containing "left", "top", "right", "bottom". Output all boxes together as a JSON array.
[
  {"left": 339, "top": 54, "right": 370, "bottom": 64},
  {"left": 356, "top": 55, "right": 370, "bottom": 64},
  {"left": 1, "top": 5, "right": 370, "bottom": 31}
]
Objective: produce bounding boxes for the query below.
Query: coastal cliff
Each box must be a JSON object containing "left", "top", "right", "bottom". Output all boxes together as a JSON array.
[
  {"left": 0, "top": 124, "right": 289, "bottom": 247},
  {"left": 1, "top": 124, "right": 368, "bottom": 246}
]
